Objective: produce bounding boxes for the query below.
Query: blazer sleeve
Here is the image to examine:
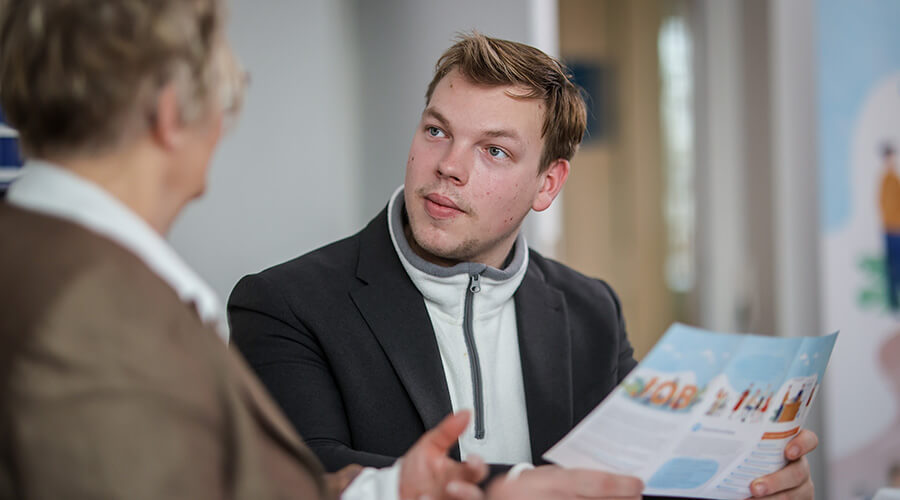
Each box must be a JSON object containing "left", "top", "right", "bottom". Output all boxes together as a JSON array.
[
  {"left": 599, "top": 279, "right": 639, "bottom": 384},
  {"left": 228, "top": 273, "right": 397, "bottom": 472}
]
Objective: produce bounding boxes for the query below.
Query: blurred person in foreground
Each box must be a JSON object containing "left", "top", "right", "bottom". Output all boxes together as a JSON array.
[
  {"left": 0, "top": 1, "right": 489, "bottom": 499},
  {"left": 230, "top": 33, "right": 820, "bottom": 500}
]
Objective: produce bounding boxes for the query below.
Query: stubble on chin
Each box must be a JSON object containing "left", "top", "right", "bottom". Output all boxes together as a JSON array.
[{"left": 405, "top": 211, "right": 480, "bottom": 266}]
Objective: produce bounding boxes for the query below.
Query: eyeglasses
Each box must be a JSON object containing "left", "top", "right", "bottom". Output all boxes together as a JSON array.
[{"left": 221, "top": 68, "right": 249, "bottom": 133}]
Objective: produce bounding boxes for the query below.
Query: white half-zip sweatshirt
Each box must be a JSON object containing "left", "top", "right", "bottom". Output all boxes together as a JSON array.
[{"left": 387, "top": 187, "right": 533, "bottom": 464}]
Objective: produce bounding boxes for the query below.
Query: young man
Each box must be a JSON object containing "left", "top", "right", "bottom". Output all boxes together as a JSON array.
[
  {"left": 229, "top": 34, "right": 818, "bottom": 499},
  {"left": 0, "top": 2, "right": 488, "bottom": 499}
]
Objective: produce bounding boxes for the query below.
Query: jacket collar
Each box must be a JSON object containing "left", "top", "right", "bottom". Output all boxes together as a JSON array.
[{"left": 350, "top": 206, "right": 460, "bottom": 457}]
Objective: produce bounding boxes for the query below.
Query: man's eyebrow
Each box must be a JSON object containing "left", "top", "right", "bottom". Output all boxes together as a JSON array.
[
  {"left": 484, "top": 129, "right": 522, "bottom": 143},
  {"left": 424, "top": 107, "right": 523, "bottom": 145},
  {"left": 423, "top": 108, "right": 450, "bottom": 128}
]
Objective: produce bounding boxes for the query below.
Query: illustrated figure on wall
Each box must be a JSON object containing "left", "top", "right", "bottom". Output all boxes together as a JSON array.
[{"left": 879, "top": 143, "right": 900, "bottom": 311}]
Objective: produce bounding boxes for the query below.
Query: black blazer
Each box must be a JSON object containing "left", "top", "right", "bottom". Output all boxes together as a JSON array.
[{"left": 229, "top": 207, "right": 638, "bottom": 473}]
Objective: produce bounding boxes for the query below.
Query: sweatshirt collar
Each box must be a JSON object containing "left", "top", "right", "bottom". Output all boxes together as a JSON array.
[
  {"left": 387, "top": 186, "right": 529, "bottom": 318},
  {"left": 387, "top": 186, "right": 528, "bottom": 280}
]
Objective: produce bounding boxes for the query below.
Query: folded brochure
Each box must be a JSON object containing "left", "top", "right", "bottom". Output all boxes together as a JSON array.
[{"left": 544, "top": 323, "right": 838, "bottom": 499}]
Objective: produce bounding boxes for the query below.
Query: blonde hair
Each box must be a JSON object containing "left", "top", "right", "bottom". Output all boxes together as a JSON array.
[
  {"left": 426, "top": 33, "right": 587, "bottom": 172},
  {"left": 0, "top": 0, "right": 243, "bottom": 158}
]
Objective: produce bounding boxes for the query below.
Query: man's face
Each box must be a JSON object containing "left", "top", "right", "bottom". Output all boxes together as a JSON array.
[{"left": 404, "top": 70, "right": 559, "bottom": 267}]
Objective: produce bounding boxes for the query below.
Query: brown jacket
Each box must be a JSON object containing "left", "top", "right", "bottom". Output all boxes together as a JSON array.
[{"left": 0, "top": 204, "right": 328, "bottom": 500}]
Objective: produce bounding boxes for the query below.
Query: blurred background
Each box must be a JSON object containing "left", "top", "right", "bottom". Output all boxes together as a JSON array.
[
  {"left": 3, "top": 0, "right": 898, "bottom": 498},
  {"left": 168, "top": 0, "right": 798, "bottom": 356}
]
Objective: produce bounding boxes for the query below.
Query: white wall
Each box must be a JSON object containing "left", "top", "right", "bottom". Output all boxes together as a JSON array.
[
  {"left": 694, "top": 0, "right": 751, "bottom": 333},
  {"left": 769, "top": 0, "right": 827, "bottom": 496},
  {"left": 168, "top": 0, "right": 362, "bottom": 301}
]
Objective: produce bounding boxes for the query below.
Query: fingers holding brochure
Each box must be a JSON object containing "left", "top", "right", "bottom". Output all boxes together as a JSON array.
[
  {"left": 784, "top": 428, "right": 819, "bottom": 461},
  {"left": 749, "top": 457, "right": 813, "bottom": 498},
  {"left": 748, "top": 428, "right": 818, "bottom": 498}
]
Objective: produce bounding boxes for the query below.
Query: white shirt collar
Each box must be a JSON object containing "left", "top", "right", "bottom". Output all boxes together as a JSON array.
[{"left": 6, "top": 161, "right": 228, "bottom": 340}]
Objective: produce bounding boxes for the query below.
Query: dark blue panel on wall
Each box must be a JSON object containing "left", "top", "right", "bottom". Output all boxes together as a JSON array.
[
  {"left": 0, "top": 105, "right": 24, "bottom": 195},
  {"left": 0, "top": 138, "right": 22, "bottom": 167},
  {"left": 568, "top": 61, "right": 615, "bottom": 144}
]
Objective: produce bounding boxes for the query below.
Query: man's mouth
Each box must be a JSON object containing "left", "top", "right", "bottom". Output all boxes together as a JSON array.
[{"left": 424, "top": 193, "right": 465, "bottom": 219}]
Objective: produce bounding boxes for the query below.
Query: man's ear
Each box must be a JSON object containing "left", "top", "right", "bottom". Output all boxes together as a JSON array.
[
  {"left": 150, "top": 84, "right": 184, "bottom": 151},
  {"left": 532, "top": 159, "right": 570, "bottom": 212}
]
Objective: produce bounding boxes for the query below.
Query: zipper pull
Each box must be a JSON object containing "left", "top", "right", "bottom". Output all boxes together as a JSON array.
[{"left": 469, "top": 273, "right": 481, "bottom": 293}]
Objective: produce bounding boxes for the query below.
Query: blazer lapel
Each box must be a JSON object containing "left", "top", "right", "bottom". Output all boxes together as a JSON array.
[
  {"left": 515, "top": 263, "right": 574, "bottom": 465},
  {"left": 349, "top": 210, "right": 456, "bottom": 455}
]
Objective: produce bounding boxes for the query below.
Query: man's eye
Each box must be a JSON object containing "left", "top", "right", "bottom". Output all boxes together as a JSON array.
[
  {"left": 427, "top": 126, "right": 445, "bottom": 137},
  {"left": 488, "top": 146, "right": 509, "bottom": 159}
]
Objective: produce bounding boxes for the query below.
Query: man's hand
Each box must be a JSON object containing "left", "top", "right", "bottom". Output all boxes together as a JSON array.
[
  {"left": 486, "top": 465, "right": 643, "bottom": 500},
  {"left": 748, "top": 429, "right": 818, "bottom": 499},
  {"left": 399, "top": 410, "right": 488, "bottom": 500}
]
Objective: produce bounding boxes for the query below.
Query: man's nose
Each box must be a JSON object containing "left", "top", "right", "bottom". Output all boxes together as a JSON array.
[{"left": 436, "top": 144, "right": 471, "bottom": 185}]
